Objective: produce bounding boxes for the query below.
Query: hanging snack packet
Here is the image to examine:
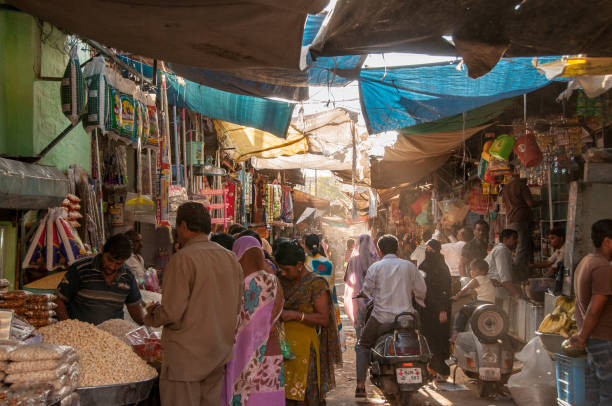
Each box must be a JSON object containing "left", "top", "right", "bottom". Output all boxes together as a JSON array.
[
  {"left": 146, "top": 106, "right": 160, "bottom": 147},
  {"left": 142, "top": 103, "right": 150, "bottom": 144},
  {"left": 121, "top": 95, "right": 135, "bottom": 139},
  {"left": 106, "top": 88, "right": 123, "bottom": 134},
  {"left": 133, "top": 101, "right": 144, "bottom": 144}
]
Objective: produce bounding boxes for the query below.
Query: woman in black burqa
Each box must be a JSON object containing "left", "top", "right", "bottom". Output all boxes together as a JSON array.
[{"left": 418, "top": 239, "right": 452, "bottom": 381}]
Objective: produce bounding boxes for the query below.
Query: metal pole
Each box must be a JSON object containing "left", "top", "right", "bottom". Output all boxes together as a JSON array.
[
  {"left": 172, "top": 104, "right": 180, "bottom": 185},
  {"left": 351, "top": 121, "right": 357, "bottom": 221},
  {"left": 181, "top": 108, "right": 187, "bottom": 188},
  {"left": 147, "top": 149, "right": 153, "bottom": 196},
  {"left": 93, "top": 129, "right": 105, "bottom": 242}
]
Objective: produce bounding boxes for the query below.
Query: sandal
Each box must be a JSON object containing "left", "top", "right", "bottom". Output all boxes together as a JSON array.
[{"left": 355, "top": 387, "right": 367, "bottom": 398}]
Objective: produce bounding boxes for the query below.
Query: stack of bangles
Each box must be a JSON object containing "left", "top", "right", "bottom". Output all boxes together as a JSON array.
[{"left": 300, "top": 312, "right": 305, "bottom": 322}]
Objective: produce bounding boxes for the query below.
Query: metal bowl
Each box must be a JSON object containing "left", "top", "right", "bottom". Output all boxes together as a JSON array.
[
  {"left": 76, "top": 377, "right": 157, "bottom": 406},
  {"left": 535, "top": 331, "right": 565, "bottom": 354}
]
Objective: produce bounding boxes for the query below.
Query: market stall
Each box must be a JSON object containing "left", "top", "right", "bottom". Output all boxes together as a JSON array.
[{"left": 0, "top": 290, "right": 158, "bottom": 405}]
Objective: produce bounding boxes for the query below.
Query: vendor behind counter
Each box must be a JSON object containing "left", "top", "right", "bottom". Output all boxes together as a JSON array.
[{"left": 55, "top": 234, "right": 145, "bottom": 325}]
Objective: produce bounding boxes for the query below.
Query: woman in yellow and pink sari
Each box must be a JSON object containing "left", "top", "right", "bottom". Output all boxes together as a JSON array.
[
  {"left": 275, "top": 240, "right": 341, "bottom": 406},
  {"left": 222, "top": 236, "right": 285, "bottom": 406}
]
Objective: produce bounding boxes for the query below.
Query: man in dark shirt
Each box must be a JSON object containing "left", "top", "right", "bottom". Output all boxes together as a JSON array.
[
  {"left": 56, "top": 234, "right": 144, "bottom": 325},
  {"left": 459, "top": 220, "right": 490, "bottom": 276},
  {"left": 501, "top": 171, "right": 541, "bottom": 281},
  {"left": 570, "top": 219, "right": 612, "bottom": 404}
]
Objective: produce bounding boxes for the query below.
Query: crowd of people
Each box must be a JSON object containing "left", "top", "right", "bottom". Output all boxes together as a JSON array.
[{"left": 53, "top": 198, "right": 612, "bottom": 405}]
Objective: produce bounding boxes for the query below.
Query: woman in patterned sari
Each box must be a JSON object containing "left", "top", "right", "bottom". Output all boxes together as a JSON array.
[
  {"left": 275, "top": 240, "right": 342, "bottom": 406},
  {"left": 304, "top": 234, "right": 343, "bottom": 340},
  {"left": 222, "top": 236, "right": 285, "bottom": 406}
]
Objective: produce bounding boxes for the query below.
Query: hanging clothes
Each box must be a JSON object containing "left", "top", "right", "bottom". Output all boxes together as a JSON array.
[
  {"left": 281, "top": 186, "right": 294, "bottom": 222},
  {"left": 225, "top": 182, "right": 237, "bottom": 223},
  {"left": 272, "top": 184, "right": 282, "bottom": 220}
]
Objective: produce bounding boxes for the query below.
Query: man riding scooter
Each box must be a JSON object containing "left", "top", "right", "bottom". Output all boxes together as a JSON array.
[{"left": 355, "top": 234, "right": 427, "bottom": 398}]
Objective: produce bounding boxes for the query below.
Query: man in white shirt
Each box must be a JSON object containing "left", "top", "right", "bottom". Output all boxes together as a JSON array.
[
  {"left": 124, "top": 230, "right": 146, "bottom": 285},
  {"left": 486, "top": 229, "right": 521, "bottom": 298},
  {"left": 355, "top": 234, "right": 427, "bottom": 397},
  {"left": 530, "top": 227, "right": 566, "bottom": 278},
  {"left": 441, "top": 227, "right": 472, "bottom": 294}
]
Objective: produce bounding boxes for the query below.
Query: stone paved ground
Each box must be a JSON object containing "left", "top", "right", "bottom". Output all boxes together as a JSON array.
[{"left": 328, "top": 271, "right": 516, "bottom": 406}]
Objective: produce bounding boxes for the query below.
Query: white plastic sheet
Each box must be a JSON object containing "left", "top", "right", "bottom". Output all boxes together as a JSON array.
[{"left": 507, "top": 337, "right": 557, "bottom": 406}]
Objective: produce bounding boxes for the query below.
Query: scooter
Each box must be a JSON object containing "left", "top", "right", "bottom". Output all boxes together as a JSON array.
[
  {"left": 368, "top": 309, "right": 432, "bottom": 405},
  {"left": 448, "top": 303, "right": 513, "bottom": 398}
]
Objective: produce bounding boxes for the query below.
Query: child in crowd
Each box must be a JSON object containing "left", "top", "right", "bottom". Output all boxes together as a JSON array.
[{"left": 449, "top": 258, "right": 496, "bottom": 343}]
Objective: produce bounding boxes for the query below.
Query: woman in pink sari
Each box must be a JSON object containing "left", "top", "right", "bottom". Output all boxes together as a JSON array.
[
  {"left": 343, "top": 234, "right": 380, "bottom": 339},
  {"left": 222, "top": 236, "right": 285, "bottom": 406}
]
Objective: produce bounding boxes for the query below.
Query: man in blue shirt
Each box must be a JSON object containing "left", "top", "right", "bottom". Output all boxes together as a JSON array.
[{"left": 56, "top": 234, "right": 144, "bottom": 325}]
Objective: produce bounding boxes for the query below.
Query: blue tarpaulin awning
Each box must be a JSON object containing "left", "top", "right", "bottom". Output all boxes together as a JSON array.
[
  {"left": 165, "top": 74, "right": 294, "bottom": 138},
  {"left": 359, "top": 57, "right": 563, "bottom": 134},
  {"left": 116, "top": 56, "right": 294, "bottom": 137}
]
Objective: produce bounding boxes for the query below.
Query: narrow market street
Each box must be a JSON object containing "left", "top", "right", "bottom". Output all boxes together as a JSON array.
[
  {"left": 328, "top": 272, "right": 515, "bottom": 406},
  {"left": 3, "top": 2, "right": 612, "bottom": 405}
]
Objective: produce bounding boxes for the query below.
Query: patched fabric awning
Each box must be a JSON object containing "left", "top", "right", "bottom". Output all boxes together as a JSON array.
[
  {"left": 251, "top": 155, "right": 353, "bottom": 171},
  {"left": 219, "top": 108, "right": 357, "bottom": 163},
  {"left": 292, "top": 189, "right": 330, "bottom": 210},
  {"left": 536, "top": 57, "right": 612, "bottom": 99},
  {"left": 370, "top": 100, "right": 510, "bottom": 189},
  {"left": 216, "top": 121, "right": 308, "bottom": 162},
  {"left": 311, "top": 0, "right": 612, "bottom": 78}
]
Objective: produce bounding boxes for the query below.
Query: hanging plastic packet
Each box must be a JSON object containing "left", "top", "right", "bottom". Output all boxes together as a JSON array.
[
  {"left": 146, "top": 106, "right": 160, "bottom": 147},
  {"left": 120, "top": 94, "right": 135, "bottom": 140},
  {"left": 107, "top": 88, "right": 123, "bottom": 134},
  {"left": 133, "top": 101, "right": 144, "bottom": 144},
  {"left": 142, "top": 103, "right": 150, "bottom": 145}
]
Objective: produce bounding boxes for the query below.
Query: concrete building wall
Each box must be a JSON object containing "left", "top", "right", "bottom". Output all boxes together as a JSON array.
[{"left": 0, "top": 10, "right": 91, "bottom": 172}]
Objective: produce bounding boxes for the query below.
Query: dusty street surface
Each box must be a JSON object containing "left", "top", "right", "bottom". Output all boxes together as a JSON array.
[{"left": 329, "top": 270, "right": 516, "bottom": 406}]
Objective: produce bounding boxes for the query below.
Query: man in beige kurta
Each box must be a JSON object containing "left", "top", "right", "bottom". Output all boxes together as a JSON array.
[{"left": 145, "top": 202, "right": 243, "bottom": 406}]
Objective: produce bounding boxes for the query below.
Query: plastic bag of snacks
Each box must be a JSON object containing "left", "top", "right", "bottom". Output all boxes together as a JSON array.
[
  {"left": 134, "top": 101, "right": 145, "bottom": 144},
  {"left": 125, "top": 326, "right": 162, "bottom": 363},
  {"left": 9, "top": 344, "right": 72, "bottom": 362},
  {"left": 6, "top": 351, "right": 77, "bottom": 374},
  {"left": 120, "top": 94, "right": 135, "bottom": 140},
  {"left": 146, "top": 106, "right": 160, "bottom": 147},
  {"left": 24, "top": 302, "right": 57, "bottom": 311},
  {"left": 5, "top": 365, "right": 70, "bottom": 384},
  {"left": 107, "top": 88, "right": 123, "bottom": 134}
]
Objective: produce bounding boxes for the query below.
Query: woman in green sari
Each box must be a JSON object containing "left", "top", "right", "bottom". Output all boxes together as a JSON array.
[{"left": 274, "top": 240, "right": 341, "bottom": 405}]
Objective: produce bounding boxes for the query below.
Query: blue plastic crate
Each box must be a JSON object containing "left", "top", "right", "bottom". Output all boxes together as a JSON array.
[{"left": 555, "top": 353, "right": 597, "bottom": 406}]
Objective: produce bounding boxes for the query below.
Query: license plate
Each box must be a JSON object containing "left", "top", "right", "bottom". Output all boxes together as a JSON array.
[
  {"left": 479, "top": 367, "right": 501, "bottom": 381},
  {"left": 396, "top": 367, "right": 422, "bottom": 384}
]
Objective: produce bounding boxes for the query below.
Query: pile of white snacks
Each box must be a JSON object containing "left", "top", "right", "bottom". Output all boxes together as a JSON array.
[
  {"left": 39, "top": 319, "right": 157, "bottom": 387},
  {"left": 96, "top": 319, "right": 139, "bottom": 344}
]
